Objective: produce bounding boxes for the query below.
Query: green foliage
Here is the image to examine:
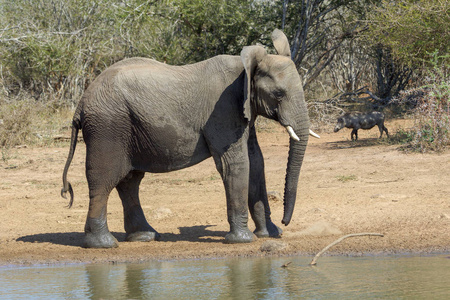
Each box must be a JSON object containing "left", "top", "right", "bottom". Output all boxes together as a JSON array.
[
  {"left": 1, "top": 0, "right": 126, "bottom": 101},
  {"left": 0, "top": 0, "right": 262, "bottom": 102},
  {"left": 175, "top": 0, "right": 257, "bottom": 62},
  {"left": 366, "top": 0, "right": 450, "bottom": 69}
]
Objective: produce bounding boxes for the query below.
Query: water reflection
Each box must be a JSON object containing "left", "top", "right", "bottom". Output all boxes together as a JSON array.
[{"left": 1, "top": 255, "right": 449, "bottom": 299}]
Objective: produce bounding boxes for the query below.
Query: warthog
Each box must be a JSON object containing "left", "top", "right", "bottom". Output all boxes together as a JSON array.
[{"left": 334, "top": 112, "right": 389, "bottom": 141}]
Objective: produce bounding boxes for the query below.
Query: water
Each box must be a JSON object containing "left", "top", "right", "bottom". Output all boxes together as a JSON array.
[{"left": 1, "top": 255, "right": 449, "bottom": 299}]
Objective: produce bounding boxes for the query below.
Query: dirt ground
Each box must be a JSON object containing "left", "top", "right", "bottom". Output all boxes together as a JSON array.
[{"left": 1, "top": 118, "right": 449, "bottom": 266}]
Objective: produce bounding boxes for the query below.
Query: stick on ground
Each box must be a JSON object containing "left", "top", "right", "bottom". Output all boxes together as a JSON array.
[{"left": 310, "top": 233, "right": 384, "bottom": 266}]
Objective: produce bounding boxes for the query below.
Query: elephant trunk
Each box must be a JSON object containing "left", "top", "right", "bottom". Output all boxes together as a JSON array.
[{"left": 281, "top": 120, "right": 309, "bottom": 226}]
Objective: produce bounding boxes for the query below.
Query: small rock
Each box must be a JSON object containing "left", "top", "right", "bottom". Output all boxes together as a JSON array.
[{"left": 260, "top": 240, "right": 287, "bottom": 252}]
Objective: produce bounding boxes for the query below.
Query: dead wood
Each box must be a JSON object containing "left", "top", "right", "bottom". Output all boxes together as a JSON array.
[{"left": 310, "top": 233, "right": 384, "bottom": 266}]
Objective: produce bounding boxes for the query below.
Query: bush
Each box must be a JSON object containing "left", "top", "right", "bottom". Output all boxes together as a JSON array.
[
  {"left": 0, "top": 1, "right": 131, "bottom": 102},
  {"left": 391, "top": 75, "right": 449, "bottom": 152},
  {"left": 0, "top": 99, "right": 33, "bottom": 147},
  {"left": 0, "top": 0, "right": 260, "bottom": 103},
  {"left": 0, "top": 95, "right": 72, "bottom": 148},
  {"left": 366, "top": 0, "right": 450, "bottom": 70}
]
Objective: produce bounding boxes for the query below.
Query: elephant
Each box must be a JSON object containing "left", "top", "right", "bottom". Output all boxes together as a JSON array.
[{"left": 61, "top": 29, "right": 319, "bottom": 248}]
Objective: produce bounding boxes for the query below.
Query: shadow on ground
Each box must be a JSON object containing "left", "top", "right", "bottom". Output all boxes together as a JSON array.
[
  {"left": 326, "top": 138, "right": 389, "bottom": 150},
  {"left": 16, "top": 225, "right": 227, "bottom": 247},
  {"left": 16, "top": 232, "right": 124, "bottom": 247},
  {"left": 162, "top": 225, "right": 228, "bottom": 243},
  {"left": 17, "top": 232, "right": 85, "bottom": 247}
]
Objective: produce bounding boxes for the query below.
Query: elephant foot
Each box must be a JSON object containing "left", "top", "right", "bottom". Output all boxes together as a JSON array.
[
  {"left": 126, "top": 231, "right": 161, "bottom": 242},
  {"left": 254, "top": 221, "right": 283, "bottom": 238},
  {"left": 84, "top": 232, "right": 119, "bottom": 248},
  {"left": 225, "top": 228, "right": 256, "bottom": 244}
]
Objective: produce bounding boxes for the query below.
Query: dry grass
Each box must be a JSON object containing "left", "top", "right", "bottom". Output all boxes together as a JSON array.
[
  {"left": 388, "top": 79, "right": 450, "bottom": 152},
  {"left": 307, "top": 100, "right": 346, "bottom": 133},
  {"left": 0, "top": 94, "right": 72, "bottom": 149}
]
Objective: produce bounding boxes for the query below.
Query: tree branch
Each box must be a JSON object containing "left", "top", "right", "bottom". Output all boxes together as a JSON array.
[{"left": 310, "top": 233, "right": 384, "bottom": 266}]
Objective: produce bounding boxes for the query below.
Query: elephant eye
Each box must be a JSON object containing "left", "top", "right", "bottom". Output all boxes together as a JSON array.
[{"left": 273, "top": 90, "right": 284, "bottom": 100}]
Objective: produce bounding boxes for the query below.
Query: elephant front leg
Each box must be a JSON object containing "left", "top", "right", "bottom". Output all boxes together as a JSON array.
[
  {"left": 248, "top": 183, "right": 282, "bottom": 239},
  {"left": 248, "top": 128, "right": 282, "bottom": 238},
  {"left": 216, "top": 155, "right": 256, "bottom": 244}
]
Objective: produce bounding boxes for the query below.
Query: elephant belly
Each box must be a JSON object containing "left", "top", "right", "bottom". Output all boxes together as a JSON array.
[{"left": 130, "top": 132, "right": 212, "bottom": 173}]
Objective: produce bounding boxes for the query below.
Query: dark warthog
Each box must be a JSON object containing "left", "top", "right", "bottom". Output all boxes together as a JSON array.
[{"left": 334, "top": 112, "right": 389, "bottom": 141}]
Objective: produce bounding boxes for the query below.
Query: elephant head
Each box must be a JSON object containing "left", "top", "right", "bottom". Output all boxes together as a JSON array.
[{"left": 241, "top": 29, "right": 314, "bottom": 226}]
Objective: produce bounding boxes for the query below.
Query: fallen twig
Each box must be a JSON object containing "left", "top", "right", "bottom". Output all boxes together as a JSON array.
[{"left": 310, "top": 233, "right": 384, "bottom": 266}]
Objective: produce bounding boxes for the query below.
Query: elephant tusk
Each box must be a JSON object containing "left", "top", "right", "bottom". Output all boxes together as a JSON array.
[
  {"left": 286, "top": 126, "right": 300, "bottom": 141},
  {"left": 309, "top": 129, "right": 320, "bottom": 139}
]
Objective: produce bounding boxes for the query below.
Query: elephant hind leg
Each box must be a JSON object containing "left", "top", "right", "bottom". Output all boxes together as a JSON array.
[
  {"left": 84, "top": 192, "right": 119, "bottom": 248},
  {"left": 84, "top": 154, "right": 129, "bottom": 248},
  {"left": 116, "top": 170, "right": 160, "bottom": 242}
]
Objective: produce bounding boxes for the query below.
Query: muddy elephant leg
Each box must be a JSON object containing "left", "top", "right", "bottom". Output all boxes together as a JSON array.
[
  {"left": 83, "top": 143, "right": 127, "bottom": 248},
  {"left": 247, "top": 127, "right": 282, "bottom": 238},
  {"left": 116, "top": 170, "right": 160, "bottom": 242},
  {"left": 84, "top": 189, "right": 119, "bottom": 248},
  {"left": 211, "top": 146, "right": 256, "bottom": 244}
]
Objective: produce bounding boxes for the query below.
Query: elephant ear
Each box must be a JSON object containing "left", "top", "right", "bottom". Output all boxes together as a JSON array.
[
  {"left": 271, "top": 29, "right": 291, "bottom": 57},
  {"left": 240, "top": 45, "right": 266, "bottom": 123}
]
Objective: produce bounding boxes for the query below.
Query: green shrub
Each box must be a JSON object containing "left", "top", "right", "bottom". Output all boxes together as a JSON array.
[
  {"left": 366, "top": 0, "right": 450, "bottom": 70},
  {"left": 0, "top": 0, "right": 260, "bottom": 103},
  {"left": 391, "top": 76, "right": 449, "bottom": 152}
]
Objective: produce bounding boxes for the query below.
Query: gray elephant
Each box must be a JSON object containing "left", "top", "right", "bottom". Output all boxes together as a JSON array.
[{"left": 61, "top": 29, "right": 318, "bottom": 248}]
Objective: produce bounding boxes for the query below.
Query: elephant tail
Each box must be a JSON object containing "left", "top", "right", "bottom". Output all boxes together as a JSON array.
[{"left": 61, "top": 113, "right": 81, "bottom": 209}]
